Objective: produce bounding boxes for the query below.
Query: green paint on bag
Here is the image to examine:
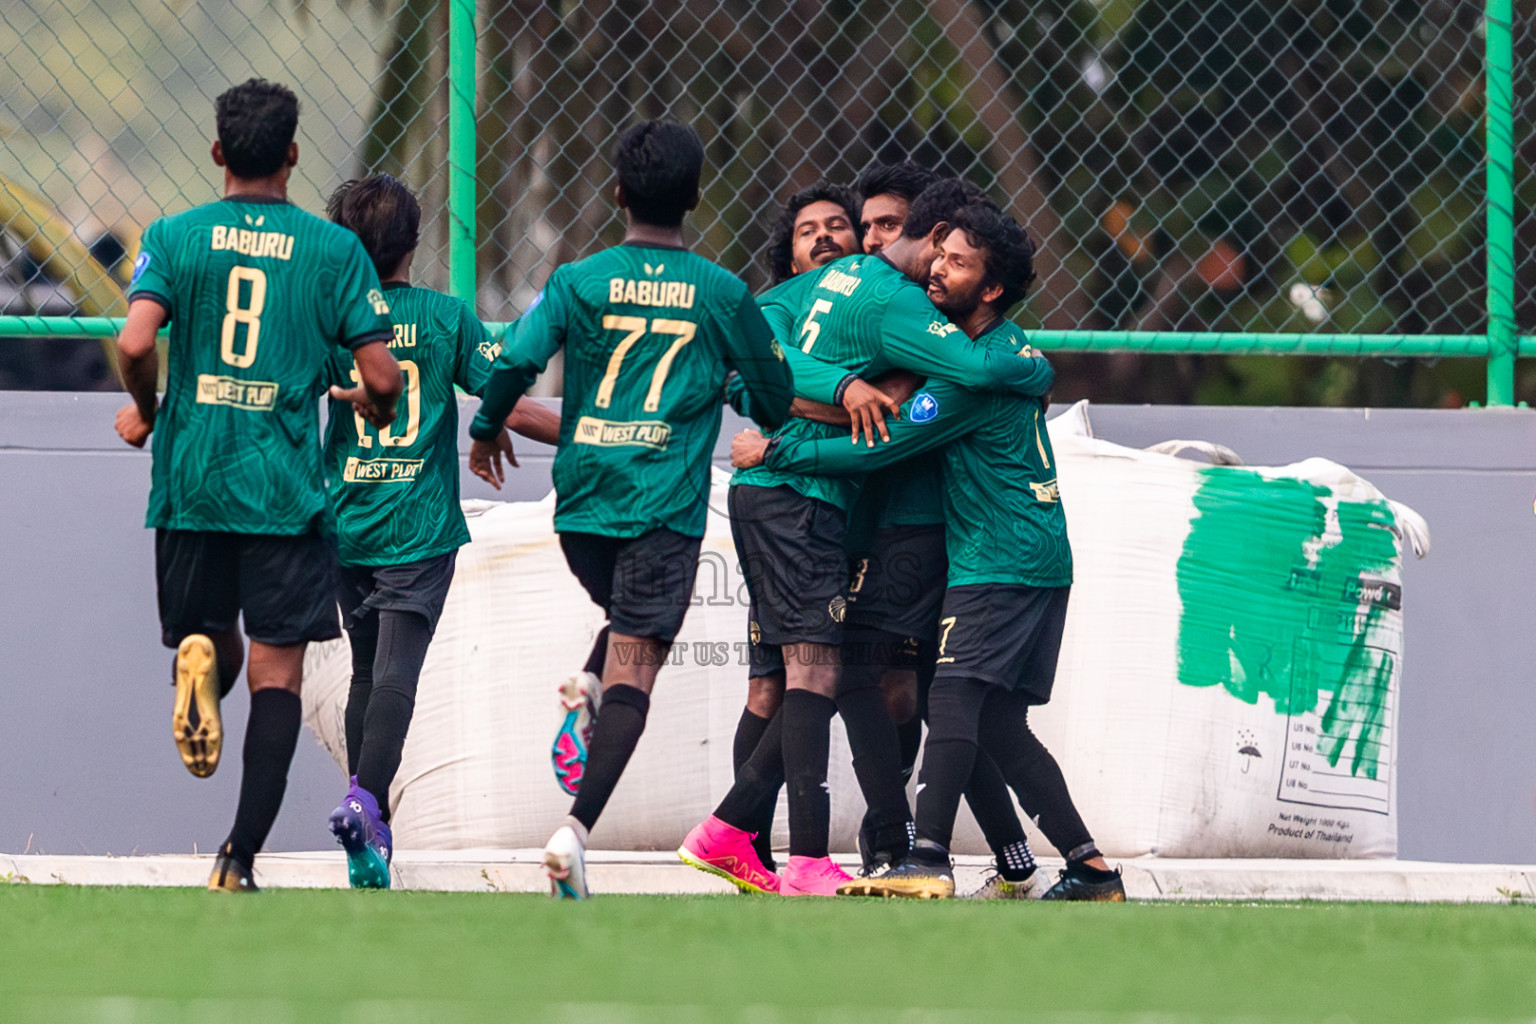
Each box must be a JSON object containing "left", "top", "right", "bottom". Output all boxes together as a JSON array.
[{"left": 1175, "top": 466, "right": 1400, "bottom": 778}]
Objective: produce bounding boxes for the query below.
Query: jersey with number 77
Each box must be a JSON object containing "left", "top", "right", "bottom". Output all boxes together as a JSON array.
[
  {"left": 129, "top": 197, "right": 394, "bottom": 534},
  {"left": 469, "top": 243, "right": 794, "bottom": 539}
]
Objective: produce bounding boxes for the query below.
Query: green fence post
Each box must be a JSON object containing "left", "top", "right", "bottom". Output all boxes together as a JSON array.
[
  {"left": 447, "top": 0, "right": 477, "bottom": 306},
  {"left": 1486, "top": 0, "right": 1517, "bottom": 407}
]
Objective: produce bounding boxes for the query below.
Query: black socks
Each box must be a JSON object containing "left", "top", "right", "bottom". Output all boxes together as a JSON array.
[
  {"left": 714, "top": 711, "right": 785, "bottom": 832},
  {"left": 979, "top": 697, "right": 1095, "bottom": 860},
  {"left": 781, "top": 689, "right": 836, "bottom": 859},
  {"left": 837, "top": 675, "right": 911, "bottom": 858},
  {"left": 731, "top": 708, "right": 778, "bottom": 868},
  {"left": 897, "top": 715, "right": 922, "bottom": 779},
  {"left": 569, "top": 683, "right": 650, "bottom": 832},
  {"left": 222, "top": 688, "right": 302, "bottom": 867}
]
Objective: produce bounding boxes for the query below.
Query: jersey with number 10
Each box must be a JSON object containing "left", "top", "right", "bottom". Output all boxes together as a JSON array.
[
  {"left": 325, "top": 283, "right": 497, "bottom": 566},
  {"left": 129, "top": 197, "right": 393, "bottom": 534},
  {"left": 471, "top": 243, "right": 794, "bottom": 538}
]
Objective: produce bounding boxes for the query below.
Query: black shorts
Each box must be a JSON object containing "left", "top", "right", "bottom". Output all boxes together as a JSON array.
[
  {"left": 846, "top": 523, "right": 948, "bottom": 642},
  {"left": 337, "top": 552, "right": 457, "bottom": 633},
  {"left": 729, "top": 484, "right": 848, "bottom": 657},
  {"left": 932, "top": 584, "right": 1070, "bottom": 704},
  {"left": 156, "top": 527, "right": 340, "bottom": 648},
  {"left": 560, "top": 529, "right": 701, "bottom": 643}
]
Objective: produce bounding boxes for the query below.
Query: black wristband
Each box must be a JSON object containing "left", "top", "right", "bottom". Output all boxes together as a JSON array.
[
  {"left": 832, "top": 373, "right": 860, "bottom": 407},
  {"left": 762, "top": 435, "right": 783, "bottom": 467}
]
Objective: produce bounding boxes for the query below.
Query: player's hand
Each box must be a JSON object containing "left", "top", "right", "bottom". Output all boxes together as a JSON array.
[
  {"left": 115, "top": 403, "right": 153, "bottom": 448},
  {"left": 329, "top": 383, "right": 397, "bottom": 430},
  {"left": 470, "top": 432, "right": 518, "bottom": 489},
  {"left": 840, "top": 378, "right": 901, "bottom": 447},
  {"left": 731, "top": 429, "right": 768, "bottom": 468}
]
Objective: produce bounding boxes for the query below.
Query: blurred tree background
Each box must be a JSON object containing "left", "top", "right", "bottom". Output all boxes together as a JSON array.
[{"left": 4, "top": 0, "right": 1536, "bottom": 405}]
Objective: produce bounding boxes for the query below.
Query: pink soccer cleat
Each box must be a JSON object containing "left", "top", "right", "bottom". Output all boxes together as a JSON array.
[
  {"left": 552, "top": 672, "right": 601, "bottom": 796},
  {"left": 780, "top": 855, "right": 854, "bottom": 897},
  {"left": 677, "top": 816, "right": 780, "bottom": 894}
]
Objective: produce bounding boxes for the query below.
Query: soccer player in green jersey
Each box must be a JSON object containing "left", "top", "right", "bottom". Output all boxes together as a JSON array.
[
  {"left": 733, "top": 203, "right": 1123, "bottom": 901},
  {"left": 682, "top": 178, "right": 1054, "bottom": 897},
  {"left": 834, "top": 167, "right": 1043, "bottom": 894},
  {"left": 319, "top": 174, "right": 559, "bottom": 889},
  {"left": 466, "top": 121, "right": 795, "bottom": 899},
  {"left": 720, "top": 180, "right": 868, "bottom": 871},
  {"left": 763, "top": 182, "right": 861, "bottom": 286},
  {"left": 113, "top": 80, "right": 403, "bottom": 893}
]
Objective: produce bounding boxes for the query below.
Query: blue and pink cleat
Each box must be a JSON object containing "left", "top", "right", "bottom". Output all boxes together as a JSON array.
[
  {"left": 328, "top": 777, "right": 392, "bottom": 889},
  {"left": 552, "top": 672, "right": 602, "bottom": 796}
]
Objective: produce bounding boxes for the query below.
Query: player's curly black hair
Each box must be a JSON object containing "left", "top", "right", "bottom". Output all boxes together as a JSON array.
[
  {"left": 763, "top": 182, "right": 861, "bottom": 285},
  {"left": 852, "top": 162, "right": 938, "bottom": 207},
  {"left": 612, "top": 121, "right": 704, "bottom": 228},
  {"left": 902, "top": 178, "right": 993, "bottom": 241},
  {"left": 327, "top": 174, "right": 421, "bottom": 279},
  {"left": 215, "top": 79, "right": 299, "bottom": 180},
  {"left": 945, "top": 202, "right": 1038, "bottom": 313}
]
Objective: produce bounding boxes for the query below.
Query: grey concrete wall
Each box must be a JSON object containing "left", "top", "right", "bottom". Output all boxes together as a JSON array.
[{"left": 1, "top": 392, "right": 1532, "bottom": 863}]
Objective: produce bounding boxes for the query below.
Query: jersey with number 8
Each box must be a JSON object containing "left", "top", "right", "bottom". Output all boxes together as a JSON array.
[
  {"left": 129, "top": 197, "right": 393, "bottom": 534},
  {"left": 470, "top": 243, "right": 794, "bottom": 538}
]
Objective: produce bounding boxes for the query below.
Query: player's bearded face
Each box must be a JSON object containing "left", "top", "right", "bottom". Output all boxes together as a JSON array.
[
  {"left": 927, "top": 230, "right": 989, "bottom": 317},
  {"left": 860, "top": 194, "right": 908, "bottom": 255},
  {"left": 790, "top": 201, "right": 858, "bottom": 275}
]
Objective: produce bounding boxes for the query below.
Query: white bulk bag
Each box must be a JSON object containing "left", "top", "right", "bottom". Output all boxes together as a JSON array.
[{"left": 303, "top": 402, "right": 1426, "bottom": 859}]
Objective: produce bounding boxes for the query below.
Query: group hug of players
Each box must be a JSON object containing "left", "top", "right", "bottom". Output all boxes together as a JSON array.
[{"left": 114, "top": 78, "right": 1123, "bottom": 901}]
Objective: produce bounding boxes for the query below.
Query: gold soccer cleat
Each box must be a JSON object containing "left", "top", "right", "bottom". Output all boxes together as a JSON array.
[
  {"left": 207, "top": 849, "right": 258, "bottom": 893},
  {"left": 172, "top": 634, "right": 222, "bottom": 778}
]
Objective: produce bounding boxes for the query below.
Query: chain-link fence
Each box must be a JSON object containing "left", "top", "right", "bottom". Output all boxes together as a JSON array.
[{"left": 0, "top": 0, "right": 1529, "bottom": 405}]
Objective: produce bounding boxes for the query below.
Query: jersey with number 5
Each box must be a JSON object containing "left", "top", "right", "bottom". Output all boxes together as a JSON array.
[
  {"left": 733, "top": 253, "right": 1054, "bottom": 512},
  {"left": 129, "top": 198, "right": 393, "bottom": 534},
  {"left": 474, "top": 243, "right": 794, "bottom": 538}
]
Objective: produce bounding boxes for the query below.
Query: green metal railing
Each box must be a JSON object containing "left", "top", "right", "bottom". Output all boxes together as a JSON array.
[{"left": 2, "top": 0, "right": 1524, "bottom": 407}]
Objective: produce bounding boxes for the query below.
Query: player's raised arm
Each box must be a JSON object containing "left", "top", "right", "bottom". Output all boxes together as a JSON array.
[
  {"left": 455, "top": 309, "right": 562, "bottom": 448},
  {"left": 470, "top": 276, "right": 568, "bottom": 442},
  {"left": 759, "top": 378, "right": 985, "bottom": 476},
  {"left": 467, "top": 274, "right": 568, "bottom": 487},
  {"left": 721, "top": 287, "right": 793, "bottom": 431},
  {"left": 877, "top": 288, "right": 1054, "bottom": 397}
]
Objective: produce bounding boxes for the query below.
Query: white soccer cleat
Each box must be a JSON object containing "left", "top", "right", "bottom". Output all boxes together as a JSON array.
[{"left": 542, "top": 823, "right": 590, "bottom": 900}]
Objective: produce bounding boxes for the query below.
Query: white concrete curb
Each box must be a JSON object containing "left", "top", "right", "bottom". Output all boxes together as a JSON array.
[{"left": 2, "top": 850, "right": 1533, "bottom": 902}]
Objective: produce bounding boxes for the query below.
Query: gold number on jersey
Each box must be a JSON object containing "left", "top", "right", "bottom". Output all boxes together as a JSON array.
[
  {"left": 596, "top": 315, "right": 647, "bottom": 409},
  {"left": 1033, "top": 408, "right": 1051, "bottom": 469},
  {"left": 220, "top": 266, "right": 266, "bottom": 368},
  {"left": 937, "top": 615, "right": 958, "bottom": 658},
  {"left": 348, "top": 359, "right": 421, "bottom": 449},
  {"left": 645, "top": 319, "right": 697, "bottom": 412},
  {"left": 596, "top": 315, "right": 698, "bottom": 411},
  {"left": 798, "top": 298, "right": 834, "bottom": 354}
]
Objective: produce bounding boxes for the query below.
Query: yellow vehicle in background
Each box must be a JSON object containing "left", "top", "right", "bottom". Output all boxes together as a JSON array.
[{"left": 0, "top": 173, "right": 129, "bottom": 390}]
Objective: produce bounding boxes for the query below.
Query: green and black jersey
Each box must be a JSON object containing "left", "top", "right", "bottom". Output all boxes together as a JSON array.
[
  {"left": 766, "top": 320, "right": 1071, "bottom": 589},
  {"left": 469, "top": 243, "right": 794, "bottom": 538},
  {"left": 129, "top": 197, "right": 393, "bottom": 534},
  {"left": 732, "top": 253, "right": 1054, "bottom": 512},
  {"left": 324, "top": 283, "right": 497, "bottom": 567},
  {"left": 725, "top": 273, "right": 849, "bottom": 420}
]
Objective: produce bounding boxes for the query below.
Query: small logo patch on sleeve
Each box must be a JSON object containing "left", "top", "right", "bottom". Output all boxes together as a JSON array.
[
  {"left": 909, "top": 391, "right": 939, "bottom": 423},
  {"left": 131, "top": 252, "right": 151, "bottom": 286}
]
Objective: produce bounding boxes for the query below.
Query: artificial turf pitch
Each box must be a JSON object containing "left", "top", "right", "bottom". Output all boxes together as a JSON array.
[{"left": 2, "top": 886, "right": 1534, "bottom": 1022}]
